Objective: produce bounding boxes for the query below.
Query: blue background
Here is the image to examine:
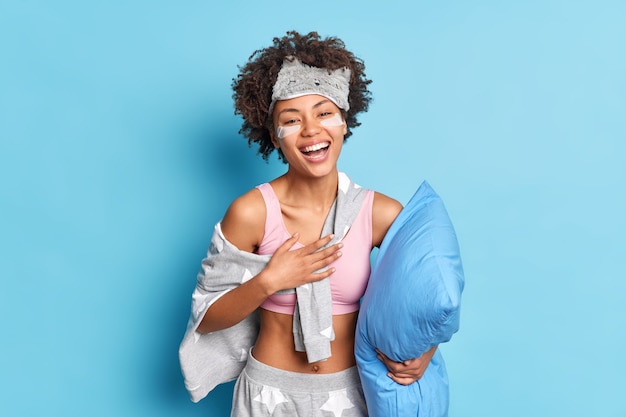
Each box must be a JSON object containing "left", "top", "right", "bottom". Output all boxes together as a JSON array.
[{"left": 1, "top": 1, "right": 624, "bottom": 416}]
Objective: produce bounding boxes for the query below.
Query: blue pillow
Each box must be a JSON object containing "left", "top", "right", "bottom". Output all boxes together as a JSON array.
[{"left": 355, "top": 181, "right": 464, "bottom": 417}]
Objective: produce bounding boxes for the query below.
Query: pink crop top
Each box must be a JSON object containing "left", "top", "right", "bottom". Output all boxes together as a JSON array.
[{"left": 256, "top": 183, "right": 374, "bottom": 315}]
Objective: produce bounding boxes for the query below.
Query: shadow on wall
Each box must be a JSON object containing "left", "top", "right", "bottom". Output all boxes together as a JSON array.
[
  {"left": 195, "top": 118, "right": 285, "bottom": 205},
  {"left": 149, "top": 116, "right": 284, "bottom": 415}
]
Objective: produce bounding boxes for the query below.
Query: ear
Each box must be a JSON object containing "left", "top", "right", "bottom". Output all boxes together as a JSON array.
[
  {"left": 270, "top": 131, "right": 280, "bottom": 149},
  {"left": 339, "top": 112, "right": 348, "bottom": 136}
]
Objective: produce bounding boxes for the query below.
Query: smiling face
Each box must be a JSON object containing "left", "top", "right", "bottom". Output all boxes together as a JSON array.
[{"left": 271, "top": 94, "right": 347, "bottom": 177}]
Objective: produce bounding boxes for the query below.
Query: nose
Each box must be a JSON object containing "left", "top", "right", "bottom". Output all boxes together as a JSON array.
[{"left": 300, "top": 118, "right": 322, "bottom": 137}]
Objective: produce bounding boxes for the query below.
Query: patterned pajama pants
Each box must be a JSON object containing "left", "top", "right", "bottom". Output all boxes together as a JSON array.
[{"left": 231, "top": 350, "right": 368, "bottom": 416}]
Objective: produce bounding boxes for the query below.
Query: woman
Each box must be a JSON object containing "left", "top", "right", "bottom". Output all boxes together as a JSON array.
[{"left": 185, "top": 31, "right": 437, "bottom": 416}]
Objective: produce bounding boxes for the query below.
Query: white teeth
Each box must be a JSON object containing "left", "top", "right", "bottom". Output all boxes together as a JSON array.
[{"left": 302, "top": 142, "right": 329, "bottom": 153}]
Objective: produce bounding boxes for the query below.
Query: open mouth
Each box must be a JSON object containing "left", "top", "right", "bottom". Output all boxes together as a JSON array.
[{"left": 300, "top": 142, "right": 330, "bottom": 160}]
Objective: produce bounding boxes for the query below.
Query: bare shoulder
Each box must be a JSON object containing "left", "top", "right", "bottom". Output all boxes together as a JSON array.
[
  {"left": 372, "top": 191, "right": 403, "bottom": 248},
  {"left": 220, "top": 188, "right": 266, "bottom": 253}
]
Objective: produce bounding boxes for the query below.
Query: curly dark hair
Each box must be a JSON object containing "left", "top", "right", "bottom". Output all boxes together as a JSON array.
[{"left": 232, "top": 30, "right": 373, "bottom": 162}]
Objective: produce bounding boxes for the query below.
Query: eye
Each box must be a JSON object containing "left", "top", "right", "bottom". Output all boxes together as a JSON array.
[
  {"left": 282, "top": 118, "right": 299, "bottom": 125},
  {"left": 319, "top": 111, "right": 333, "bottom": 118}
]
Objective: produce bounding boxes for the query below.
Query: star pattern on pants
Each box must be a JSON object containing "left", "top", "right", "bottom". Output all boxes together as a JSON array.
[
  {"left": 320, "top": 388, "right": 355, "bottom": 417},
  {"left": 253, "top": 386, "right": 288, "bottom": 414}
]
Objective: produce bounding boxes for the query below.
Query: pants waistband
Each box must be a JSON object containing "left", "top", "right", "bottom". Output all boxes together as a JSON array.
[{"left": 243, "top": 349, "right": 361, "bottom": 393}]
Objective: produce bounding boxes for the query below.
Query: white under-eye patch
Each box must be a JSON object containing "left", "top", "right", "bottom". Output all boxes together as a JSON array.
[
  {"left": 275, "top": 113, "right": 344, "bottom": 140},
  {"left": 319, "top": 113, "right": 344, "bottom": 128},
  {"left": 276, "top": 124, "right": 301, "bottom": 140}
]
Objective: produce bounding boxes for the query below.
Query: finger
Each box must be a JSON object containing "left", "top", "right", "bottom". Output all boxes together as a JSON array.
[
  {"left": 375, "top": 349, "right": 388, "bottom": 360},
  {"left": 397, "top": 357, "right": 419, "bottom": 368},
  {"left": 376, "top": 350, "right": 390, "bottom": 366},
  {"left": 302, "top": 233, "right": 336, "bottom": 253},
  {"left": 376, "top": 349, "right": 397, "bottom": 361},
  {"left": 387, "top": 373, "right": 418, "bottom": 386},
  {"left": 388, "top": 369, "right": 424, "bottom": 379},
  {"left": 313, "top": 242, "right": 343, "bottom": 258},
  {"left": 307, "top": 266, "right": 337, "bottom": 282},
  {"left": 309, "top": 246, "right": 343, "bottom": 270},
  {"left": 275, "top": 232, "right": 301, "bottom": 253},
  {"left": 381, "top": 360, "right": 405, "bottom": 374},
  {"left": 376, "top": 350, "right": 401, "bottom": 369}
]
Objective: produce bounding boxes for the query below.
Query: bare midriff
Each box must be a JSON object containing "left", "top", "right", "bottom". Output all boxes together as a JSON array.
[{"left": 252, "top": 308, "right": 358, "bottom": 373}]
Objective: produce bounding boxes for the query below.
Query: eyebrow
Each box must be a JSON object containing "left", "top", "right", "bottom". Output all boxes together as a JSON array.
[{"left": 276, "top": 99, "right": 332, "bottom": 116}]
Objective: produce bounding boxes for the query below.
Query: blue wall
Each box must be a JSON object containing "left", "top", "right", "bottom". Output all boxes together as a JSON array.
[{"left": 1, "top": 1, "right": 624, "bottom": 416}]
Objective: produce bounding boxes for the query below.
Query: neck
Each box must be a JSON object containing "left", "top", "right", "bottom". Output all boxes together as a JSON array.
[{"left": 279, "top": 169, "right": 339, "bottom": 209}]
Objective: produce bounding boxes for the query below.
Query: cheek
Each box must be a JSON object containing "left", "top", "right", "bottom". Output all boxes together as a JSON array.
[{"left": 274, "top": 134, "right": 298, "bottom": 153}]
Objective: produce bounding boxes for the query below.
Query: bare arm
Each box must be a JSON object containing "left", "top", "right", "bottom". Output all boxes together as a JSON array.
[
  {"left": 197, "top": 189, "right": 343, "bottom": 334},
  {"left": 372, "top": 191, "right": 403, "bottom": 248}
]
